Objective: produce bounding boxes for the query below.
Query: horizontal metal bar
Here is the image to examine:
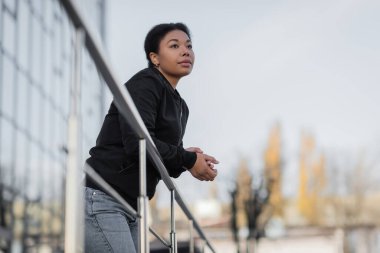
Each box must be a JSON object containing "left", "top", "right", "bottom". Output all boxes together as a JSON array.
[
  {"left": 149, "top": 227, "right": 171, "bottom": 248},
  {"left": 84, "top": 163, "right": 139, "bottom": 219}
]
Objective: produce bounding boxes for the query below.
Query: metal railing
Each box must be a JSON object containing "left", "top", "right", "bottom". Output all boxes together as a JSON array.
[{"left": 59, "top": 0, "right": 216, "bottom": 252}]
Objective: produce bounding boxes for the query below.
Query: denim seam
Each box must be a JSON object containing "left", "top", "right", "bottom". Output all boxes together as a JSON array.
[{"left": 90, "top": 192, "right": 114, "bottom": 253}]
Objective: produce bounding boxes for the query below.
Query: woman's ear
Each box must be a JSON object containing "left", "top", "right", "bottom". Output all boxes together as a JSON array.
[{"left": 149, "top": 52, "right": 159, "bottom": 67}]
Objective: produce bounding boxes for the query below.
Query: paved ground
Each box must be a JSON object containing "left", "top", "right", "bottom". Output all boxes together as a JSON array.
[
  {"left": 208, "top": 234, "right": 338, "bottom": 253},
  {"left": 257, "top": 235, "right": 337, "bottom": 253}
]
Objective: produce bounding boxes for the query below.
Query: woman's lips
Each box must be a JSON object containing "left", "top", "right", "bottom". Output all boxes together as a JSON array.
[{"left": 178, "top": 60, "right": 192, "bottom": 67}]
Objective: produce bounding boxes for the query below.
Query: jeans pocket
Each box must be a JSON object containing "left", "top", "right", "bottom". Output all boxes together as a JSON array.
[
  {"left": 95, "top": 212, "right": 130, "bottom": 232},
  {"left": 127, "top": 216, "right": 138, "bottom": 226},
  {"left": 91, "top": 212, "right": 137, "bottom": 253}
]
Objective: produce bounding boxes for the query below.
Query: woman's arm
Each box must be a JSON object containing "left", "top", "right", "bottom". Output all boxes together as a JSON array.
[{"left": 118, "top": 76, "right": 196, "bottom": 177}]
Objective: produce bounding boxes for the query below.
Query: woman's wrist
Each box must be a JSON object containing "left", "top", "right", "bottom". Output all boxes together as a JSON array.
[{"left": 182, "top": 150, "right": 197, "bottom": 170}]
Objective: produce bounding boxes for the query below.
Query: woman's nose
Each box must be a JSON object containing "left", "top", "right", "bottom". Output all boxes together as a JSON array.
[{"left": 182, "top": 46, "right": 190, "bottom": 56}]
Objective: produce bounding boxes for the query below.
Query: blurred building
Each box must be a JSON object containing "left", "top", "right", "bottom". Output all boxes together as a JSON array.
[{"left": 0, "top": 0, "right": 106, "bottom": 251}]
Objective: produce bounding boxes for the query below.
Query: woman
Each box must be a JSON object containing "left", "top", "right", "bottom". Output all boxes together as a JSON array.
[{"left": 84, "top": 23, "right": 219, "bottom": 253}]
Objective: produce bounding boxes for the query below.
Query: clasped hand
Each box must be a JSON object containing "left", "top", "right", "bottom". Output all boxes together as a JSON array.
[{"left": 186, "top": 147, "right": 219, "bottom": 181}]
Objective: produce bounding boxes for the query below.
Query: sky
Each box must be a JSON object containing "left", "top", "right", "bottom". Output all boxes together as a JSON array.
[{"left": 104, "top": 0, "right": 380, "bottom": 204}]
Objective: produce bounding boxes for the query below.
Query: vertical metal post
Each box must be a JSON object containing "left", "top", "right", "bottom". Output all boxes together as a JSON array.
[
  {"left": 201, "top": 240, "right": 206, "bottom": 253},
  {"left": 64, "top": 28, "right": 84, "bottom": 252},
  {"left": 138, "top": 139, "right": 149, "bottom": 253},
  {"left": 250, "top": 238, "right": 256, "bottom": 253},
  {"left": 170, "top": 190, "right": 177, "bottom": 253},
  {"left": 189, "top": 220, "right": 194, "bottom": 253}
]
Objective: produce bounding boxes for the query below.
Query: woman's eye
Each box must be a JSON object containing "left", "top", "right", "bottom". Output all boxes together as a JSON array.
[
  {"left": 187, "top": 44, "right": 193, "bottom": 49},
  {"left": 170, "top": 44, "right": 179, "bottom": 48}
]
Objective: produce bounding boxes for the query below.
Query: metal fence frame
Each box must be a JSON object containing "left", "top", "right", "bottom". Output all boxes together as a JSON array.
[{"left": 59, "top": 0, "right": 216, "bottom": 252}]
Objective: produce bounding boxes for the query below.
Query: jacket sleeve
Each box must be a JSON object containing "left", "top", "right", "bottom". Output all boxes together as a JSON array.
[{"left": 118, "top": 76, "right": 196, "bottom": 178}]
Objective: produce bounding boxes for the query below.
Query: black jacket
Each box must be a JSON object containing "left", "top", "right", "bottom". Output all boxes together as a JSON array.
[{"left": 86, "top": 68, "right": 196, "bottom": 210}]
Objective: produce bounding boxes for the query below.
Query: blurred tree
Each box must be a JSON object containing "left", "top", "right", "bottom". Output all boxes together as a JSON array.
[
  {"left": 230, "top": 187, "right": 239, "bottom": 246},
  {"left": 236, "top": 160, "right": 252, "bottom": 230},
  {"left": 246, "top": 179, "right": 269, "bottom": 241},
  {"left": 264, "top": 123, "right": 283, "bottom": 217},
  {"left": 328, "top": 151, "right": 379, "bottom": 226},
  {"left": 230, "top": 159, "right": 253, "bottom": 253},
  {"left": 230, "top": 159, "right": 271, "bottom": 253},
  {"left": 297, "top": 132, "right": 326, "bottom": 225}
]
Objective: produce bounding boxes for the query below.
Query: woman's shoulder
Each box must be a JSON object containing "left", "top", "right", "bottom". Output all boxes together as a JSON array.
[{"left": 127, "top": 68, "right": 164, "bottom": 87}]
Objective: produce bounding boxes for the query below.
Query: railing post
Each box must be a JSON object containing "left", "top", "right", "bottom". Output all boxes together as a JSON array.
[
  {"left": 189, "top": 220, "right": 194, "bottom": 253},
  {"left": 170, "top": 190, "right": 177, "bottom": 253},
  {"left": 64, "top": 28, "right": 84, "bottom": 252},
  {"left": 138, "top": 139, "right": 149, "bottom": 253}
]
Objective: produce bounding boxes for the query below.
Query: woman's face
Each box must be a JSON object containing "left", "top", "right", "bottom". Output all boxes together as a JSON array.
[{"left": 150, "top": 29, "right": 195, "bottom": 86}]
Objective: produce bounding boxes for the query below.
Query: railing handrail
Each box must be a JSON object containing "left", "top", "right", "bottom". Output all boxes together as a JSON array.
[{"left": 59, "top": 0, "right": 216, "bottom": 252}]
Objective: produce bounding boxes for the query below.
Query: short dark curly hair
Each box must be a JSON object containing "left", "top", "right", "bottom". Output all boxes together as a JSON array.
[{"left": 144, "top": 23, "right": 191, "bottom": 68}]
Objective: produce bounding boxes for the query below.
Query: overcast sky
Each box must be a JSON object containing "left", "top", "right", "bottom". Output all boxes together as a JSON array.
[{"left": 104, "top": 0, "right": 380, "bottom": 203}]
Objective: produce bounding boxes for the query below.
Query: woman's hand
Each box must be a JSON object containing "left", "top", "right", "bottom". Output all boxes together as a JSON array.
[
  {"left": 203, "top": 154, "right": 219, "bottom": 169},
  {"left": 189, "top": 152, "right": 219, "bottom": 181},
  {"left": 186, "top": 147, "right": 219, "bottom": 169}
]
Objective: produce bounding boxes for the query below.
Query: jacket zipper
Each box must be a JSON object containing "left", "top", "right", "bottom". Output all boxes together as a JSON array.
[{"left": 178, "top": 99, "right": 183, "bottom": 146}]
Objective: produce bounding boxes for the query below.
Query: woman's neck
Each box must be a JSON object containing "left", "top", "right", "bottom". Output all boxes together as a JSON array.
[{"left": 155, "top": 67, "right": 179, "bottom": 89}]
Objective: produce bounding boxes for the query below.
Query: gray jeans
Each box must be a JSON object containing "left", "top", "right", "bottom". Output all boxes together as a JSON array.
[{"left": 84, "top": 187, "right": 138, "bottom": 253}]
